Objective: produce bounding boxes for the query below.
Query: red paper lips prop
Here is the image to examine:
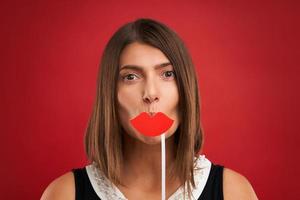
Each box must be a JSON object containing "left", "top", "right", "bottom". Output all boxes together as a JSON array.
[{"left": 130, "top": 112, "right": 174, "bottom": 137}]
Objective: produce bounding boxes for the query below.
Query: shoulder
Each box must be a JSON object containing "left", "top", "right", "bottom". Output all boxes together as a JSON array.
[
  {"left": 40, "top": 171, "right": 75, "bottom": 200},
  {"left": 223, "top": 167, "right": 258, "bottom": 200}
]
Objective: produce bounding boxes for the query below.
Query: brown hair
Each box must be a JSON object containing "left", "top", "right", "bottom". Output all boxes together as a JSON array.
[{"left": 84, "top": 18, "right": 204, "bottom": 198}]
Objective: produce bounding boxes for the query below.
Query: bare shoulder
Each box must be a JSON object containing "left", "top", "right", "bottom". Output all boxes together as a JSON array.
[
  {"left": 223, "top": 168, "right": 258, "bottom": 200},
  {"left": 40, "top": 171, "right": 75, "bottom": 200}
]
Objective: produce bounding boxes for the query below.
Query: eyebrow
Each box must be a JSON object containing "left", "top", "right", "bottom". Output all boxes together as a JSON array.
[{"left": 119, "top": 62, "right": 172, "bottom": 71}]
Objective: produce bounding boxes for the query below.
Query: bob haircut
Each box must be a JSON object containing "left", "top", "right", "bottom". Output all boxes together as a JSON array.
[{"left": 84, "top": 18, "right": 204, "bottom": 198}]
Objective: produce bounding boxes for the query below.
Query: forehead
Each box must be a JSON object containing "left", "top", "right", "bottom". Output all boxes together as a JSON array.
[{"left": 119, "top": 42, "right": 170, "bottom": 70}]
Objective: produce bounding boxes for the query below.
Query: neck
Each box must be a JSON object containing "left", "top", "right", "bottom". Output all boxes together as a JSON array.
[{"left": 120, "top": 133, "right": 178, "bottom": 190}]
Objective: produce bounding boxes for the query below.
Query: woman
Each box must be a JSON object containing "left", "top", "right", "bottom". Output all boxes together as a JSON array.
[{"left": 41, "top": 18, "right": 258, "bottom": 200}]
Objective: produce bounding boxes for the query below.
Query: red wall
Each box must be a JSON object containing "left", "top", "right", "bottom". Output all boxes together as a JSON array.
[{"left": 1, "top": 1, "right": 299, "bottom": 199}]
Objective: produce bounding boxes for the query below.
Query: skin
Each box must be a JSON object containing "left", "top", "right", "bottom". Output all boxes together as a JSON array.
[
  {"left": 117, "top": 42, "right": 180, "bottom": 145},
  {"left": 116, "top": 42, "right": 182, "bottom": 199},
  {"left": 40, "top": 42, "right": 258, "bottom": 200}
]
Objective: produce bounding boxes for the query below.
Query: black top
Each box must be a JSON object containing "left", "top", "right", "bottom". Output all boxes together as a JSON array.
[{"left": 72, "top": 163, "right": 224, "bottom": 200}]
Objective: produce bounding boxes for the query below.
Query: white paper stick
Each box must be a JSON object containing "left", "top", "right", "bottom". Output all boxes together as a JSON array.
[{"left": 161, "top": 133, "right": 166, "bottom": 200}]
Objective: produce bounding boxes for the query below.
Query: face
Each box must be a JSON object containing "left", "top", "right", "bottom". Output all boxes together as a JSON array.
[{"left": 117, "top": 42, "right": 180, "bottom": 144}]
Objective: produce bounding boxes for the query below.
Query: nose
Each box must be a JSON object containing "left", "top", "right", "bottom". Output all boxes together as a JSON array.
[
  {"left": 143, "top": 95, "right": 159, "bottom": 104},
  {"left": 142, "top": 79, "right": 159, "bottom": 104}
]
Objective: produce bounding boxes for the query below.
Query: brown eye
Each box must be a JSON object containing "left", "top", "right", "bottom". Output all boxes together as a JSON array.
[
  {"left": 163, "top": 71, "right": 176, "bottom": 78},
  {"left": 123, "top": 74, "right": 138, "bottom": 81}
]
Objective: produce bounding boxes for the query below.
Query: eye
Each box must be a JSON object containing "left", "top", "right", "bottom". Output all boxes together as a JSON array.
[
  {"left": 122, "top": 73, "right": 139, "bottom": 81},
  {"left": 162, "top": 71, "right": 176, "bottom": 79}
]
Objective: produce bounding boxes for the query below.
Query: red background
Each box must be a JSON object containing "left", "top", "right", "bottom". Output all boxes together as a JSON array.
[{"left": 1, "top": 1, "right": 299, "bottom": 199}]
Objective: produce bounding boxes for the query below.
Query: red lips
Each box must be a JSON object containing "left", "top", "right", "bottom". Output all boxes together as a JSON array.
[{"left": 130, "top": 112, "right": 174, "bottom": 137}]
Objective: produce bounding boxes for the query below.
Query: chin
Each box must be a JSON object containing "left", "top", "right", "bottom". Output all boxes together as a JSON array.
[
  {"left": 139, "top": 135, "right": 162, "bottom": 145},
  {"left": 136, "top": 129, "right": 177, "bottom": 145},
  {"left": 122, "top": 124, "right": 179, "bottom": 145}
]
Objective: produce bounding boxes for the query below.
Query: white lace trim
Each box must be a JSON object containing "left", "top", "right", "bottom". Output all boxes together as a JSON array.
[{"left": 86, "top": 155, "right": 211, "bottom": 200}]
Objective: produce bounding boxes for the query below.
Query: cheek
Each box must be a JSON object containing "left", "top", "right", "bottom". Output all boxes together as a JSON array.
[
  {"left": 117, "top": 88, "right": 139, "bottom": 117},
  {"left": 163, "top": 84, "right": 179, "bottom": 110},
  {"left": 167, "top": 86, "right": 180, "bottom": 124}
]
